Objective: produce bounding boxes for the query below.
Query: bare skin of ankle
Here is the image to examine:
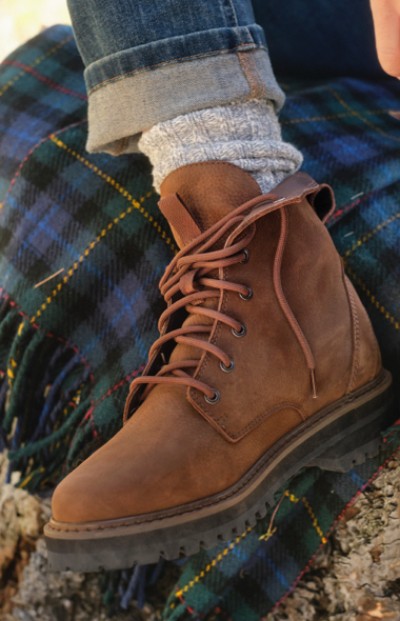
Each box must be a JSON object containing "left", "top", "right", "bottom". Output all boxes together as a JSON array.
[{"left": 371, "top": 0, "right": 400, "bottom": 76}]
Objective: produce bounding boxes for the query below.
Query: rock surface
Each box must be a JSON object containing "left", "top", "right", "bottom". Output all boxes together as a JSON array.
[
  {"left": 264, "top": 455, "right": 400, "bottom": 621},
  {"left": 0, "top": 455, "right": 43, "bottom": 618},
  {"left": 1, "top": 452, "right": 400, "bottom": 621}
]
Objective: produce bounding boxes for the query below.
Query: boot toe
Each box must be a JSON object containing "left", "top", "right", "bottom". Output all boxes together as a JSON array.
[{"left": 52, "top": 466, "right": 106, "bottom": 523}]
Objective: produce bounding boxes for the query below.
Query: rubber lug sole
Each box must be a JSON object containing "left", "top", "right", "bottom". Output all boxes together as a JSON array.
[{"left": 45, "top": 370, "right": 396, "bottom": 572}]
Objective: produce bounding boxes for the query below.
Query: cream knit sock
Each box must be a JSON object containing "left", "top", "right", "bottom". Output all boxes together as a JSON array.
[{"left": 138, "top": 99, "right": 303, "bottom": 194}]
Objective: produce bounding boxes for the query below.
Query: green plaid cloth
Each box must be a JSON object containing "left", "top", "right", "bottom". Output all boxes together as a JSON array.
[{"left": 0, "top": 26, "right": 399, "bottom": 620}]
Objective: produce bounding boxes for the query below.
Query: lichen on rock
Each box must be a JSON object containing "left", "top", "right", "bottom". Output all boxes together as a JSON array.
[{"left": 0, "top": 454, "right": 44, "bottom": 616}]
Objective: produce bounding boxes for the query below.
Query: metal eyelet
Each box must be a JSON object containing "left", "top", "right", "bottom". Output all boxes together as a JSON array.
[
  {"left": 239, "top": 287, "right": 253, "bottom": 301},
  {"left": 232, "top": 324, "right": 247, "bottom": 338},
  {"left": 204, "top": 390, "right": 221, "bottom": 404},
  {"left": 220, "top": 359, "right": 234, "bottom": 373},
  {"left": 241, "top": 249, "right": 249, "bottom": 263}
]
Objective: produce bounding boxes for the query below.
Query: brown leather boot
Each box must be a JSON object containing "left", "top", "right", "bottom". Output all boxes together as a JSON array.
[{"left": 45, "top": 163, "right": 394, "bottom": 571}]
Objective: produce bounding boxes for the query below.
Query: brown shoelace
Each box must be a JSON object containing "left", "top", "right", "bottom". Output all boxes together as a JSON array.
[{"left": 123, "top": 193, "right": 317, "bottom": 423}]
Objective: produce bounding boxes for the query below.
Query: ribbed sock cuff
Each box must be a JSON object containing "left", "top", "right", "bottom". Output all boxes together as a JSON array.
[{"left": 138, "top": 99, "right": 303, "bottom": 193}]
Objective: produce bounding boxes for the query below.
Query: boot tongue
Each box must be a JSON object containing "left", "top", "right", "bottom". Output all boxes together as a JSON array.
[{"left": 159, "top": 162, "right": 261, "bottom": 248}]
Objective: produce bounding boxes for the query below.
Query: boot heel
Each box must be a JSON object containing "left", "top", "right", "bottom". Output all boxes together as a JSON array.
[{"left": 309, "top": 379, "right": 396, "bottom": 473}]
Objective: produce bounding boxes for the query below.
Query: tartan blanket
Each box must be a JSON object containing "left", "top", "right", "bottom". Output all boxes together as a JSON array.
[{"left": 0, "top": 25, "right": 399, "bottom": 621}]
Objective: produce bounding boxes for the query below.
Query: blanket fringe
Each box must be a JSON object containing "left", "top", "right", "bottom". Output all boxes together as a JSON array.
[
  {"left": 0, "top": 297, "right": 93, "bottom": 491},
  {"left": 101, "top": 559, "right": 171, "bottom": 613}
]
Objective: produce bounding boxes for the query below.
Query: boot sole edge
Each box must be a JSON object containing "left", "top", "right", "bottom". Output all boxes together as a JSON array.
[{"left": 44, "top": 369, "right": 396, "bottom": 571}]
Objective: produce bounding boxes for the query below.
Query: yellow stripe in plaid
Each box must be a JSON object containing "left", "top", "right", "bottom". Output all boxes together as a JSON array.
[
  {"left": 30, "top": 136, "right": 176, "bottom": 324},
  {"left": 50, "top": 136, "right": 175, "bottom": 251},
  {"left": 283, "top": 490, "right": 327, "bottom": 543},
  {"left": 329, "top": 88, "right": 400, "bottom": 144},
  {"left": 345, "top": 266, "right": 400, "bottom": 331},
  {"left": 0, "top": 35, "right": 74, "bottom": 98},
  {"left": 173, "top": 525, "right": 253, "bottom": 601},
  {"left": 340, "top": 212, "right": 400, "bottom": 332},
  {"left": 302, "top": 497, "right": 328, "bottom": 544},
  {"left": 172, "top": 487, "right": 328, "bottom": 605},
  {"left": 284, "top": 489, "right": 300, "bottom": 503},
  {"left": 344, "top": 212, "right": 400, "bottom": 259}
]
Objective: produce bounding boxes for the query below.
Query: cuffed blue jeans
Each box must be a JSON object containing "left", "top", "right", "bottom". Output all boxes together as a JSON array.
[{"left": 67, "top": 0, "right": 382, "bottom": 154}]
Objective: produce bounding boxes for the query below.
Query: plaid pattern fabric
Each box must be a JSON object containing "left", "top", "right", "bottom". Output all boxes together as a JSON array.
[
  {"left": 0, "top": 25, "right": 399, "bottom": 620},
  {"left": 0, "top": 26, "right": 176, "bottom": 485}
]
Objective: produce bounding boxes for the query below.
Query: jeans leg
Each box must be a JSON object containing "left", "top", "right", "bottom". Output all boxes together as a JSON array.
[{"left": 67, "top": 0, "right": 284, "bottom": 154}]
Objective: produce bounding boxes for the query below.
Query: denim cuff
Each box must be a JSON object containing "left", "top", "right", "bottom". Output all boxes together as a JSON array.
[
  {"left": 86, "top": 24, "right": 269, "bottom": 91},
  {"left": 84, "top": 27, "right": 285, "bottom": 154}
]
